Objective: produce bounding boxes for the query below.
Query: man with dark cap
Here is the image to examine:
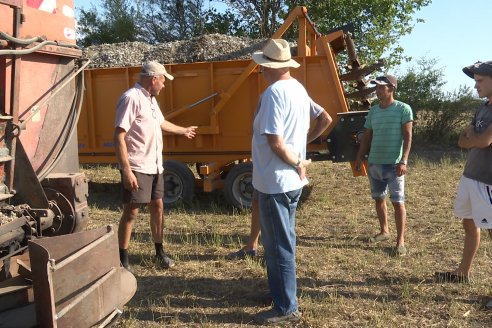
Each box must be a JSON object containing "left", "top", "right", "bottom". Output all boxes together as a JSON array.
[
  {"left": 435, "top": 61, "right": 492, "bottom": 310},
  {"left": 355, "top": 74, "right": 413, "bottom": 256},
  {"left": 114, "top": 61, "right": 197, "bottom": 270}
]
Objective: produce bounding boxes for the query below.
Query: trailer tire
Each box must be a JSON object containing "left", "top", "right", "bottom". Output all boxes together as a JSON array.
[
  {"left": 224, "top": 162, "right": 253, "bottom": 209},
  {"left": 163, "top": 160, "right": 195, "bottom": 207}
]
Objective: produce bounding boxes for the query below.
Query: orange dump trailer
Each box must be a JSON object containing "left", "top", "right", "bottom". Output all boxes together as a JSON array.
[{"left": 78, "top": 7, "right": 377, "bottom": 208}]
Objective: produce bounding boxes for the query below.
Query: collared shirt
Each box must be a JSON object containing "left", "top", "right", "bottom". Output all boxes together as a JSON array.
[{"left": 114, "top": 83, "right": 165, "bottom": 174}]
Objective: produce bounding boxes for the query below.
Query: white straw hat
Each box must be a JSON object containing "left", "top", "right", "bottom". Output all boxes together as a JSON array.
[{"left": 252, "top": 39, "right": 300, "bottom": 69}]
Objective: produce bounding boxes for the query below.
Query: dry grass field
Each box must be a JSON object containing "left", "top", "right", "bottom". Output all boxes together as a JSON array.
[{"left": 83, "top": 148, "right": 491, "bottom": 327}]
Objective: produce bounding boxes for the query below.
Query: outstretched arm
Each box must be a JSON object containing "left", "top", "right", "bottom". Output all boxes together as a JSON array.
[{"left": 161, "top": 120, "right": 197, "bottom": 139}]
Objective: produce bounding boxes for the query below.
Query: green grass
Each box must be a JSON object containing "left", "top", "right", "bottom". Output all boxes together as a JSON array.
[{"left": 83, "top": 148, "right": 491, "bottom": 327}]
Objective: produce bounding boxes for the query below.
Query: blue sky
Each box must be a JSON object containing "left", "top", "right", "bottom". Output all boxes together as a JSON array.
[
  {"left": 74, "top": 0, "right": 490, "bottom": 94},
  {"left": 397, "top": 0, "right": 492, "bottom": 93}
]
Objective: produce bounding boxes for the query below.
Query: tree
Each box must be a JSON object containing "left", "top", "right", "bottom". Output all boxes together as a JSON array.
[
  {"left": 397, "top": 57, "right": 447, "bottom": 111},
  {"left": 77, "top": 0, "right": 208, "bottom": 45},
  {"left": 139, "top": 0, "right": 207, "bottom": 42},
  {"left": 215, "top": 0, "right": 285, "bottom": 38},
  {"left": 218, "top": 0, "right": 431, "bottom": 66},
  {"left": 203, "top": 7, "right": 248, "bottom": 36},
  {"left": 77, "top": 0, "right": 142, "bottom": 47},
  {"left": 396, "top": 57, "right": 479, "bottom": 144},
  {"left": 77, "top": 0, "right": 432, "bottom": 69}
]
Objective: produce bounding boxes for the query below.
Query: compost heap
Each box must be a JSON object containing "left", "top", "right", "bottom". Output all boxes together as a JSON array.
[{"left": 82, "top": 34, "right": 267, "bottom": 68}]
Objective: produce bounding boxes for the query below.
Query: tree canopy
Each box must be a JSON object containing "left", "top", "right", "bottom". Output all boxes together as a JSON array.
[
  {"left": 396, "top": 57, "right": 478, "bottom": 144},
  {"left": 77, "top": 0, "right": 142, "bottom": 47},
  {"left": 77, "top": 0, "right": 432, "bottom": 66},
  {"left": 285, "top": 0, "right": 432, "bottom": 66}
]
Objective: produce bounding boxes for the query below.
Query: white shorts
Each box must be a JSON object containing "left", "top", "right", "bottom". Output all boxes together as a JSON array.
[{"left": 454, "top": 176, "right": 492, "bottom": 229}]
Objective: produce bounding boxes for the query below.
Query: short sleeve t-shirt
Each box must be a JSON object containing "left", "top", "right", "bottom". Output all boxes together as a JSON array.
[
  {"left": 364, "top": 100, "right": 413, "bottom": 164},
  {"left": 463, "top": 102, "right": 492, "bottom": 184},
  {"left": 252, "top": 78, "right": 311, "bottom": 194}
]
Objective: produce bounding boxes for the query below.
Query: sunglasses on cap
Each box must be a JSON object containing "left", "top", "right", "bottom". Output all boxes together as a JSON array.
[{"left": 375, "top": 76, "right": 393, "bottom": 84}]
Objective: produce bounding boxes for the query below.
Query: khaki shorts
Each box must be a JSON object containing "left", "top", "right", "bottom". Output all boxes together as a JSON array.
[
  {"left": 121, "top": 171, "right": 164, "bottom": 204},
  {"left": 454, "top": 176, "right": 492, "bottom": 229}
]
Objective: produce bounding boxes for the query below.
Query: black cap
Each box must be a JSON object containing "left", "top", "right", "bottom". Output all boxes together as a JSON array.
[{"left": 463, "top": 61, "right": 492, "bottom": 79}]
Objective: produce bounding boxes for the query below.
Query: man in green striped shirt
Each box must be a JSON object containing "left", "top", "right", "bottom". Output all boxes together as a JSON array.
[{"left": 355, "top": 74, "right": 413, "bottom": 256}]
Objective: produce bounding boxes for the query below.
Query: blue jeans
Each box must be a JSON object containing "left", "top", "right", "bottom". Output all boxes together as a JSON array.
[{"left": 258, "top": 188, "right": 302, "bottom": 315}]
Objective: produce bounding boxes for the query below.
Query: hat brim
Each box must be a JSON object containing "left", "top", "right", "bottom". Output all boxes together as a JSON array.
[
  {"left": 370, "top": 79, "right": 397, "bottom": 89},
  {"left": 463, "top": 67, "right": 474, "bottom": 78},
  {"left": 163, "top": 72, "right": 174, "bottom": 80},
  {"left": 462, "top": 64, "right": 492, "bottom": 79},
  {"left": 141, "top": 72, "right": 174, "bottom": 80},
  {"left": 252, "top": 52, "right": 300, "bottom": 69},
  {"left": 369, "top": 80, "right": 392, "bottom": 85},
  {"left": 370, "top": 80, "right": 391, "bottom": 86}
]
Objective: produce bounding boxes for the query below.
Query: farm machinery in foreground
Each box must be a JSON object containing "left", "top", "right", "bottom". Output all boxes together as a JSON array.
[{"left": 0, "top": 1, "right": 136, "bottom": 326}]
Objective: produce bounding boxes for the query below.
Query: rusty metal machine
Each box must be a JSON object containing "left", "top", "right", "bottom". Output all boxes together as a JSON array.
[
  {"left": 0, "top": 1, "right": 136, "bottom": 326},
  {"left": 78, "top": 7, "right": 380, "bottom": 209}
]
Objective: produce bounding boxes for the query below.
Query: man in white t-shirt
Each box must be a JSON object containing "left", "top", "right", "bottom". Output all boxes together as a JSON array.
[
  {"left": 251, "top": 38, "right": 313, "bottom": 325},
  {"left": 227, "top": 98, "right": 332, "bottom": 261}
]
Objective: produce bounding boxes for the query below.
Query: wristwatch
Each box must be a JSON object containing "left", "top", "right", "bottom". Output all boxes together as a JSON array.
[
  {"left": 399, "top": 160, "right": 407, "bottom": 165},
  {"left": 295, "top": 157, "right": 301, "bottom": 167}
]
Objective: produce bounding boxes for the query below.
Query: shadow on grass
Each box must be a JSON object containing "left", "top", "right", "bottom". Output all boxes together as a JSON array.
[
  {"left": 87, "top": 181, "right": 234, "bottom": 214},
  {"left": 125, "top": 275, "right": 270, "bottom": 325},
  {"left": 296, "top": 235, "right": 431, "bottom": 261},
  {"left": 122, "top": 269, "right": 476, "bottom": 326},
  {"left": 174, "top": 184, "right": 313, "bottom": 214},
  {"left": 131, "top": 231, "right": 252, "bottom": 249},
  {"left": 87, "top": 171, "right": 314, "bottom": 216},
  {"left": 87, "top": 181, "right": 121, "bottom": 211},
  {"left": 167, "top": 190, "right": 234, "bottom": 215}
]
